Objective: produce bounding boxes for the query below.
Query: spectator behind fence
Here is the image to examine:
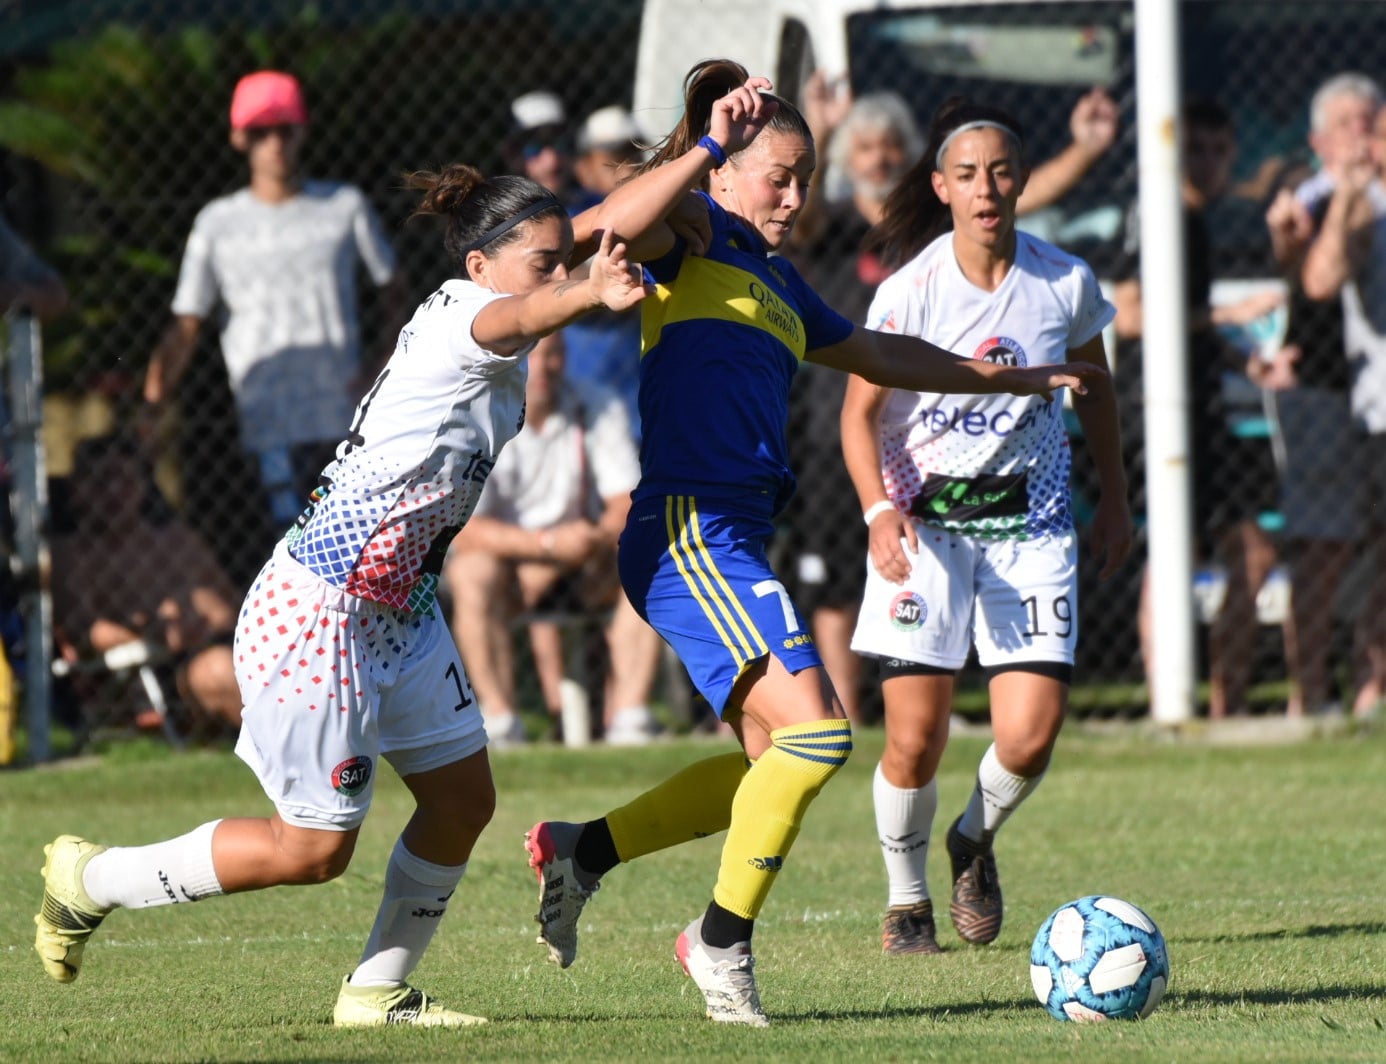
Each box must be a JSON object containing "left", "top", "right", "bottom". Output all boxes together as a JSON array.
[
  {"left": 503, "top": 90, "right": 576, "bottom": 199},
  {"left": 0, "top": 213, "right": 69, "bottom": 321},
  {"left": 563, "top": 105, "right": 648, "bottom": 434},
  {"left": 781, "top": 77, "right": 1120, "bottom": 725},
  {"left": 1115, "top": 97, "right": 1285, "bottom": 719},
  {"left": 143, "top": 70, "right": 408, "bottom": 552},
  {"left": 1262, "top": 72, "right": 1380, "bottom": 717},
  {"left": 445, "top": 329, "right": 663, "bottom": 748},
  {"left": 1294, "top": 86, "right": 1386, "bottom": 721},
  {"left": 50, "top": 433, "right": 242, "bottom": 736}
]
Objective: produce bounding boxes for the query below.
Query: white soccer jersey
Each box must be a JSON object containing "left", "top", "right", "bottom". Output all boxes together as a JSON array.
[
  {"left": 867, "top": 231, "right": 1114, "bottom": 539},
  {"left": 171, "top": 181, "right": 398, "bottom": 450},
  {"left": 287, "top": 279, "right": 530, "bottom": 612}
]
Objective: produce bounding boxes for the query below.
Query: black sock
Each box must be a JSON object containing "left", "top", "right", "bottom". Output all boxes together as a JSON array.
[
  {"left": 700, "top": 900, "right": 754, "bottom": 948},
  {"left": 574, "top": 818, "right": 620, "bottom": 880}
]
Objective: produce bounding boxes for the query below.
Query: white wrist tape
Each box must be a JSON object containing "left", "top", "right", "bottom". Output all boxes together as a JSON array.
[{"left": 863, "top": 500, "right": 897, "bottom": 526}]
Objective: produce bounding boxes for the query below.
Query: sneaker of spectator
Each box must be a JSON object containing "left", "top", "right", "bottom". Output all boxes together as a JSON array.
[{"left": 604, "top": 705, "right": 662, "bottom": 746}]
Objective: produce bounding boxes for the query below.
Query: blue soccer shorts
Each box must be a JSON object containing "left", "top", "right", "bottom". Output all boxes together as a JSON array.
[{"left": 619, "top": 495, "right": 821, "bottom": 716}]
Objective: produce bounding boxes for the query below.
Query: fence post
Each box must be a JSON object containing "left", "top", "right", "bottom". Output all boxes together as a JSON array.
[
  {"left": 1135, "top": 0, "right": 1197, "bottom": 723},
  {"left": 4, "top": 310, "right": 52, "bottom": 761}
]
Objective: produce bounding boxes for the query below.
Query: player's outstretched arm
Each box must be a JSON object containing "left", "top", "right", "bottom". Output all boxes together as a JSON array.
[
  {"left": 473, "top": 230, "right": 651, "bottom": 355},
  {"left": 807, "top": 325, "right": 1106, "bottom": 397}
]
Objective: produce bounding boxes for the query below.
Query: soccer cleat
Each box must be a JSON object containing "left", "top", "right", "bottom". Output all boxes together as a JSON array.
[
  {"left": 946, "top": 817, "right": 1003, "bottom": 945},
  {"left": 882, "top": 899, "right": 943, "bottom": 955},
  {"left": 333, "top": 976, "right": 487, "bottom": 1027},
  {"left": 34, "top": 835, "right": 112, "bottom": 983},
  {"left": 525, "top": 821, "right": 598, "bottom": 968},
  {"left": 675, "top": 914, "right": 770, "bottom": 1028}
]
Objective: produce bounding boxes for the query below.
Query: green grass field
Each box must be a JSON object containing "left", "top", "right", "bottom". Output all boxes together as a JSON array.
[{"left": 3, "top": 724, "right": 1384, "bottom": 1062}]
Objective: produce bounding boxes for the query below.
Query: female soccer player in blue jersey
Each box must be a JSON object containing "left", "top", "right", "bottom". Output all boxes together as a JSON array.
[
  {"left": 843, "top": 98, "right": 1131, "bottom": 957},
  {"left": 525, "top": 61, "right": 1109, "bottom": 1027}
]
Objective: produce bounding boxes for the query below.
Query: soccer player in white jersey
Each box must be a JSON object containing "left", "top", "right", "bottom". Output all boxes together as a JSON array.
[
  {"left": 33, "top": 158, "right": 682, "bottom": 1026},
  {"left": 842, "top": 98, "right": 1132, "bottom": 956}
]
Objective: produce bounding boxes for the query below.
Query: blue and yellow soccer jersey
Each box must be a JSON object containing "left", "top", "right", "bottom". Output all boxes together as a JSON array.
[{"left": 634, "top": 191, "right": 854, "bottom": 517}]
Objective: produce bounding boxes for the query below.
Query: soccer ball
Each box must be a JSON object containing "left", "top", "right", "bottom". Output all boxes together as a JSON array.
[{"left": 1029, "top": 895, "right": 1169, "bottom": 1022}]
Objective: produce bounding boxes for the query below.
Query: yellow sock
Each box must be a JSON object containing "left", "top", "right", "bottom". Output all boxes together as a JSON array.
[
  {"left": 606, "top": 752, "right": 748, "bottom": 862},
  {"left": 713, "top": 718, "right": 853, "bottom": 919}
]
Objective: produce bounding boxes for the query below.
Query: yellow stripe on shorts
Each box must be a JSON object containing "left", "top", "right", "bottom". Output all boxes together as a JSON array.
[
  {"left": 684, "top": 497, "right": 768, "bottom": 659},
  {"left": 663, "top": 496, "right": 758, "bottom": 665}
]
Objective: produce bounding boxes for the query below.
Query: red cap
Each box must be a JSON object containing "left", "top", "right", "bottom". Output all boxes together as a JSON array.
[{"left": 230, "top": 71, "right": 308, "bottom": 130}]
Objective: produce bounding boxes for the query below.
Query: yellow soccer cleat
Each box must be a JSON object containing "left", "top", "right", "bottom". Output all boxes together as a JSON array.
[
  {"left": 332, "top": 976, "right": 488, "bottom": 1028},
  {"left": 34, "top": 835, "right": 111, "bottom": 983}
]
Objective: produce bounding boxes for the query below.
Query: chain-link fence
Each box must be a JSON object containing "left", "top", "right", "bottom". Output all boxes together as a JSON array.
[{"left": 3, "top": 0, "right": 1383, "bottom": 751}]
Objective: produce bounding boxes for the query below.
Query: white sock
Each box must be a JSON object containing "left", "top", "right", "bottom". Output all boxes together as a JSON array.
[
  {"left": 349, "top": 837, "right": 467, "bottom": 988},
  {"left": 83, "top": 821, "right": 224, "bottom": 910},
  {"left": 957, "top": 743, "right": 1044, "bottom": 842},
  {"left": 873, "top": 763, "right": 937, "bottom": 908}
]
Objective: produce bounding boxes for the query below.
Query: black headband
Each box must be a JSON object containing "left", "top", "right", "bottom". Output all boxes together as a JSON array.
[{"left": 463, "top": 196, "right": 565, "bottom": 252}]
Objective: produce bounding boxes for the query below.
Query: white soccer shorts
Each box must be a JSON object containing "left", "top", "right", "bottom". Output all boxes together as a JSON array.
[
  {"left": 233, "top": 542, "right": 488, "bottom": 829},
  {"left": 850, "top": 524, "right": 1078, "bottom": 670}
]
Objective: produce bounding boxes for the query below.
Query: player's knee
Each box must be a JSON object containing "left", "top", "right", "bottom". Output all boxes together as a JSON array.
[
  {"left": 995, "top": 736, "right": 1054, "bottom": 779},
  {"left": 768, "top": 717, "right": 853, "bottom": 796},
  {"left": 283, "top": 837, "right": 357, "bottom": 885},
  {"left": 458, "top": 778, "right": 497, "bottom": 835}
]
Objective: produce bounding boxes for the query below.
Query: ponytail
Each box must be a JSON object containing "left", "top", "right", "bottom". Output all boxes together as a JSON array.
[
  {"left": 638, "top": 58, "right": 813, "bottom": 185},
  {"left": 405, "top": 164, "right": 565, "bottom": 273}
]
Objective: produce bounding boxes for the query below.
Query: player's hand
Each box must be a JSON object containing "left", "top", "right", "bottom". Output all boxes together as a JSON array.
[
  {"left": 867, "top": 505, "right": 917, "bottom": 585},
  {"left": 707, "top": 76, "right": 778, "bottom": 158},
  {"left": 666, "top": 191, "right": 712, "bottom": 256},
  {"left": 1069, "top": 87, "right": 1119, "bottom": 159},
  {"left": 1006, "top": 360, "right": 1109, "bottom": 400},
  {"left": 588, "top": 228, "right": 652, "bottom": 312},
  {"left": 1088, "top": 492, "right": 1133, "bottom": 580}
]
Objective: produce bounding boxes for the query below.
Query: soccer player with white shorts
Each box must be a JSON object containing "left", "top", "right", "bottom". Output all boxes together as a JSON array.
[
  {"left": 842, "top": 98, "right": 1132, "bottom": 956},
  {"left": 34, "top": 154, "right": 661, "bottom": 1025}
]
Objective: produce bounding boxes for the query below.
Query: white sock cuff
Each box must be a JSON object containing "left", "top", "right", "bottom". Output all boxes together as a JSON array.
[
  {"left": 390, "top": 837, "right": 466, "bottom": 888},
  {"left": 184, "top": 820, "right": 225, "bottom": 900}
]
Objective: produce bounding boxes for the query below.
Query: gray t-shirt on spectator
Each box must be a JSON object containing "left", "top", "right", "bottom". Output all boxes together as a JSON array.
[{"left": 172, "top": 181, "right": 397, "bottom": 451}]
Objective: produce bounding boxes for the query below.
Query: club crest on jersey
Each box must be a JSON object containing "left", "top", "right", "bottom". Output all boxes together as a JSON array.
[
  {"left": 890, "top": 591, "right": 927, "bottom": 631},
  {"left": 974, "top": 336, "right": 1027, "bottom": 367},
  {"left": 331, "top": 756, "right": 372, "bottom": 796}
]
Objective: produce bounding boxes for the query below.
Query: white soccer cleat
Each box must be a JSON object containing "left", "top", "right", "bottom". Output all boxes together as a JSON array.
[
  {"left": 675, "top": 914, "right": 770, "bottom": 1028},
  {"left": 525, "top": 821, "right": 598, "bottom": 968}
]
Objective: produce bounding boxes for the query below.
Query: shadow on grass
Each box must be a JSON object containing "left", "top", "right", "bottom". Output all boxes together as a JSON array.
[
  {"left": 1179, "top": 921, "right": 1386, "bottom": 945},
  {"left": 1174, "top": 985, "right": 1386, "bottom": 1007}
]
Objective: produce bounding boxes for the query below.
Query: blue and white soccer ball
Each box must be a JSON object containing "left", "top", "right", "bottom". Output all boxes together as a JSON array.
[{"left": 1029, "top": 895, "right": 1170, "bottom": 1022}]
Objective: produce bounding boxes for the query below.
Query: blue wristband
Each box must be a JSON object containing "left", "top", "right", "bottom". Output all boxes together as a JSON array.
[{"left": 697, "top": 135, "right": 728, "bottom": 166}]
